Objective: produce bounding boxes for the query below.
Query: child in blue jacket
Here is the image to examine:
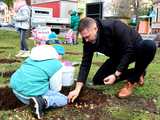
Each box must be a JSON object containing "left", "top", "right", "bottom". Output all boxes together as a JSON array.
[{"left": 10, "top": 45, "right": 67, "bottom": 119}]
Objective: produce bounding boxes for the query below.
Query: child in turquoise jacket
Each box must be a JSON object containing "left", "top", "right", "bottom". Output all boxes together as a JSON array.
[{"left": 10, "top": 45, "right": 67, "bottom": 119}]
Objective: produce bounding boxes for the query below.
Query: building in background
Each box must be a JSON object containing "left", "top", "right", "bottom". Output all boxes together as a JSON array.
[
  {"left": 148, "top": 0, "right": 160, "bottom": 34},
  {"left": 32, "top": 0, "right": 78, "bottom": 18},
  {"left": 30, "top": 0, "right": 78, "bottom": 30},
  {"left": 152, "top": 0, "right": 160, "bottom": 23},
  {"left": 0, "top": 1, "right": 12, "bottom": 23},
  {"left": 83, "top": 0, "right": 131, "bottom": 24}
]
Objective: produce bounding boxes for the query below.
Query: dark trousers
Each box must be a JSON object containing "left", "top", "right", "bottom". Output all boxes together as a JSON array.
[
  {"left": 18, "top": 28, "right": 28, "bottom": 51},
  {"left": 93, "top": 40, "right": 157, "bottom": 85}
]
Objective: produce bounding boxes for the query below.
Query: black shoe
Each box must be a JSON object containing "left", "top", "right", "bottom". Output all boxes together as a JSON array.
[{"left": 30, "top": 96, "right": 46, "bottom": 119}]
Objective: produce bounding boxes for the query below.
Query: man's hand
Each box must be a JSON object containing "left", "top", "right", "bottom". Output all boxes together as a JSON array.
[
  {"left": 103, "top": 74, "right": 116, "bottom": 85},
  {"left": 68, "top": 89, "right": 80, "bottom": 103},
  {"left": 68, "top": 82, "right": 83, "bottom": 103}
]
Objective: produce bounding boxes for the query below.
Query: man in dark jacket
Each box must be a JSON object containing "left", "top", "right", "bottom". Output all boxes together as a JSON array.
[{"left": 68, "top": 17, "right": 156, "bottom": 102}]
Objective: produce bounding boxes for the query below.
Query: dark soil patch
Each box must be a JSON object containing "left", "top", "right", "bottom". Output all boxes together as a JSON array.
[
  {"left": 0, "top": 86, "right": 24, "bottom": 110},
  {"left": 0, "top": 59, "right": 21, "bottom": 64},
  {"left": 0, "top": 86, "right": 158, "bottom": 118},
  {"left": 0, "top": 51, "right": 5, "bottom": 54},
  {"left": 71, "top": 87, "right": 109, "bottom": 106},
  {"left": 0, "top": 46, "right": 14, "bottom": 49},
  {"left": 61, "top": 87, "right": 158, "bottom": 114},
  {"left": 62, "top": 87, "right": 110, "bottom": 108},
  {"left": 46, "top": 87, "right": 159, "bottom": 120},
  {"left": 0, "top": 70, "right": 15, "bottom": 77},
  {"left": 65, "top": 51, "right": 82, "bottom": 55}
]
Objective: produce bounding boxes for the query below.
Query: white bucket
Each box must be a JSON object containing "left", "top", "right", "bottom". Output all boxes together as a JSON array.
[{"left": 62, "top": 66, "right": 75, "bottom": 86}]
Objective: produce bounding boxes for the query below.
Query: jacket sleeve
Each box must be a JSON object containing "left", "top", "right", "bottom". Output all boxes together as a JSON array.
[
  {"left": 114, "top": 21, "right": 136, "bottom": 72},
  {"left": 77, "top": 42, "right": 94, "bottom": 83},
  {"left": 13, "top": 7, "right": 30, "bottom": 22}
]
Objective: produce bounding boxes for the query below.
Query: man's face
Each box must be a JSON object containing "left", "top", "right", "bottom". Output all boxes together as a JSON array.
[{"left": 80, "top": 24, "right": 98, "bottom": 44}]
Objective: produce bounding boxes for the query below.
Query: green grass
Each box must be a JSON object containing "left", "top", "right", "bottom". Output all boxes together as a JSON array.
[
  {"left": 0, "top": 29, "right": 160, "bottom": 120},
  {"left": 107, "top": 106, "right": 160, "bottom": 120}
]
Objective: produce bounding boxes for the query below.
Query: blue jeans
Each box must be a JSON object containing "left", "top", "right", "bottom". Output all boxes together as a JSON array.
[
  {"left": 17, "top": 28, "right": 28, "bottom": 51},
  {"left": 13, "top": 89, "right": 68, "bottom": 108}
]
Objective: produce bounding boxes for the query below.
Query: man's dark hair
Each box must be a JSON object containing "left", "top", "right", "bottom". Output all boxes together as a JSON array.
[{"left": 78, "top": 17, "right": 96, "bottom": 32}]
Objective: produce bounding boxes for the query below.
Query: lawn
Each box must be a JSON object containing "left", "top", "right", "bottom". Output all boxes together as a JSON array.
[{"left": 0, "top": 29, "right": 160, "bottom": 120}]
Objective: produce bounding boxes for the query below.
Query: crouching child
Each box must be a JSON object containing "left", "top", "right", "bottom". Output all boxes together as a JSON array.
[{"left": 10, "top": 45, "right": 68, "bottom": 119}]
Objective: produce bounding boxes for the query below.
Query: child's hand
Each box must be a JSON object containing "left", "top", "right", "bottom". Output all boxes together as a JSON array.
[{"left": 68, "top": 89, "right": 80, "bottom": 103}]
